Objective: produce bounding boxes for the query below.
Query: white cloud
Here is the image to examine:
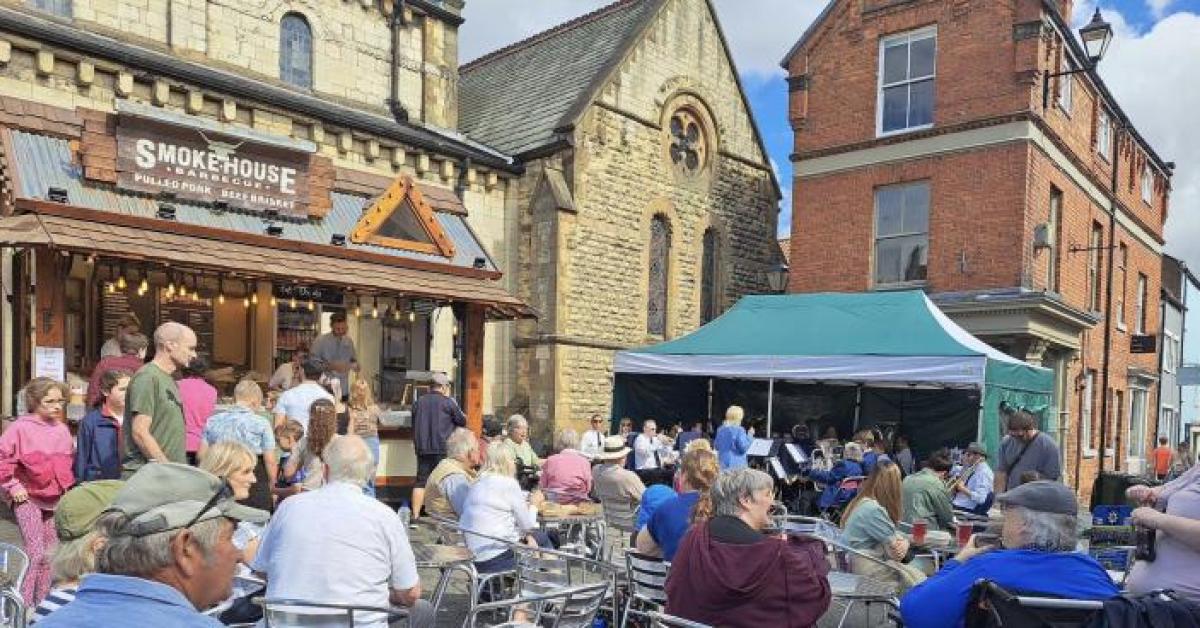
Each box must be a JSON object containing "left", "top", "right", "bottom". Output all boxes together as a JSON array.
[
  {"left": 1146, "top": 0, "right": 1175, "bottom": 19},
  {"left": 1073, "top": 6, "right": 1200, "bottom": 270},
  {"left": 459, "top": 0, "right": 825, "bottom": 77}
]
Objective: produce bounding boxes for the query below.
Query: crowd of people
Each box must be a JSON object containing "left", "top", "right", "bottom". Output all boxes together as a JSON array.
[{"left": 4, "top": 313, "right": 1200, "bottom": 627}]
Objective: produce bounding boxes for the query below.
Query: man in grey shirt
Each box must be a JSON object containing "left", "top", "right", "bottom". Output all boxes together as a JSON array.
[
  {"left": 310, "top": 312, "right": 358, "bottom": 399},
  {"left": 995, "top": 410, "right": 1061, "bottom": 492}
]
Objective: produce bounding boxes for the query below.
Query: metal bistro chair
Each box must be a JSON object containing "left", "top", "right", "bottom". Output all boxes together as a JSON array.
[
  {"left": 647, "top": 611, "right": 713, "bottom": 628},
  {"left": 965, "top": 580, "right": 1105, "bottom": 628},
  {"left": 0, "top": 543, "right": 29, "bottom": 628},
  {"left": 466, "top": 582, "right": 610, "bottom": 628},
  {"left": 778, "top": 516, "right": 902, "bottom": 628},
  {"left": 258, "top": 599, "right": 409, "bottom": 627},
  {"left": 621, "top": 551, "right": 670, "bottom": 628},
  {"left": 820, "top": 476, "right": 866, "bottom": 522}
]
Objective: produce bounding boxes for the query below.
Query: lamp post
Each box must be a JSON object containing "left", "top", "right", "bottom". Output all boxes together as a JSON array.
[
  {"left": 765, "top": 263, "right": 789, "bottom": 294},
  {"left": 1041, "top": 9, "right": 1114, "bottom": 110}
]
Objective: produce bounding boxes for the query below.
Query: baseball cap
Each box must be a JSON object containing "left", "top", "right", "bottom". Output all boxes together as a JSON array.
[
  {"left": 995, "top": 480, "right": 1078, "bottom": 516},
  {"left": 55, "top": 480, "right": 124, "bottom": 541},
  {"left": 109, "top": 463, "right": 268, "bottom": 536},
  {"left": 432, "top": 372, "right": 451, "bottom": 387}
]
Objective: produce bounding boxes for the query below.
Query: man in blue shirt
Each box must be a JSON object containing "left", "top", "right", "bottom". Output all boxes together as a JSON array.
[
  {"left": 900, "top": 481, "right": 1118, "bottom": 628},
  {"left": 40, "top": 463, "right": 269, "bottom": 627}
]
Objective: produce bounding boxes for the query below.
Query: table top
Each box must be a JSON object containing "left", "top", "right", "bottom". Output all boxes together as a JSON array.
[
  {"left": 540, "top": 510, "right": 604, "bottom": 524},
  {"left": 412, "top": 543, "right": 473, "bottom": 568}
]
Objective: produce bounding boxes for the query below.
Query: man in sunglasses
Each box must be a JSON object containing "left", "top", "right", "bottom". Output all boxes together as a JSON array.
[{"left": 38, "top": 463, "right": 269, "bottom": 627}]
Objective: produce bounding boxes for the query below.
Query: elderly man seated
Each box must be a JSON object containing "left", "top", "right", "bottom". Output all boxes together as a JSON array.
[
  {"left": 806, "top": 441, "right": 866, "bottom": 512},
  {"left": 592, "top": 435, "right": 646, "bottom": 532},
  {"left": 666, "top": 468, "right": 831, "bottom": 627},
  {"left": 39, "top": 464, "right": 269, "bottom": 627},
  {"left": 423, "top": 428, "right": 480, "bottom": 519},
  {"left": 251, "top": 436, "right": 435, "bottom": 627},
  {"left": 900, "top": 481, "right": 1119, "bottom": 628}
]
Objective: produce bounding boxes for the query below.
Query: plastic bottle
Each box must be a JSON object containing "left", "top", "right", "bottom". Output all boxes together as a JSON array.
[{"left": 398, "top": 503, "right": 411, "bottom": 527}]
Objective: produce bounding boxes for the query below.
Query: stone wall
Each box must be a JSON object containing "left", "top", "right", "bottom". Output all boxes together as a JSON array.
[
  {"left": 10, "top": 0, "right": 459, "bottom": 127},
  {"left": 510, "top": 0, "right": 781, "bottom": 440}
]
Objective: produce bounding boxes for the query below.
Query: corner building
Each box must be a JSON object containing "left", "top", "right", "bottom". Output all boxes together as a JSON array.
[{"left": 784, "top": 0, "right": 1174, "bottom": 496}]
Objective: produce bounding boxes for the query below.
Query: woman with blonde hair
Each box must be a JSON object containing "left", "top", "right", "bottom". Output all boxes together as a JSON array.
[
  {"left": 348, "top": 379, "right": 382, "bottom": 496},
  {"left": 199, "top": 441, "right": 265, "bottom": 562},
  {"left": 283, "top": 399, "right": 338, "bottom": 491},
  {"left": 714, "top": 405, "right": 753, "bottom": 470},
  {"left": 637, "top": 448, "right": 720, "bottom": 560},
  {"left": 458, "top": 445, "right": 551, "bottom": 574},
  {"left": 840, "top": 458, "right": 924, "bottom": 590}
]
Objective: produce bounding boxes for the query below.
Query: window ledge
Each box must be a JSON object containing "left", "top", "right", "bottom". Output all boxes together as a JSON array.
[
  {"left": 876, "top": 123, "right": 934, "bottom": 140},
  {"left": 1116, "top": 322, "right": 1126, "bottom": 333},
  {"left": 1082, "top": 448, "right": 1097, "bottom": 459},
  {"left": 872, "top": 280, "right": 929, "bottom": 292}
]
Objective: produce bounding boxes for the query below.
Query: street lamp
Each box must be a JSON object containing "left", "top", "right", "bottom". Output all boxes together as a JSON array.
[
  {"left": 1042, "top": 8, "right": 1114, "bottom": 109},
  {"left": 1079, "top": 9, "right": 1114, "bottom": 64},
  {"left": 765, "top": 263, "right": 789, "bottom": 294}
]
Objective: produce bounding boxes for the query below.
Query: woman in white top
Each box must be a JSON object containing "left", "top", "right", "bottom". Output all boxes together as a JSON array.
[
  {"left": 268, "top": 346, "right": 308, "bottom": 391},
  {"left": 458, "top": 444, "right": 550, "bottom": 573}
]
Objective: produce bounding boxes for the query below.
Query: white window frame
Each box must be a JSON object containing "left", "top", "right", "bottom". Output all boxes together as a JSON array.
[
  {"left": 1096, "top": 110, "right": 1111, "bottom": 161},
  {"left": 1115, "top": 243, "right": 1127, "bottom": 331},
  {"left": 1141, "top": 165, "right": 1154, "bottom": 205},
  {"left": 876, "top": 26, "right": 937, "bottom": 138},
  {"left": 872, "top": 181, "right": 931, "bottom": 288},
  {"left": 1127, "top": 387, "right": 1149, "bottom": 466},
  {"left": 1082, "top": 370, "right": 1095, "bottom": 457},
  {"left": 1164, "top": 331, "right": 1179, "bottom": 374},
  {"left": 1057, "top": 53, "right": 1073, "bottom": 116}
]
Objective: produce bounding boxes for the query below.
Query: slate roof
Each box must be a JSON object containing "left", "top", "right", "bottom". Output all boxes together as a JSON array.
[{"left": 458, "top": 0, "right": 664, "bottom": 157}]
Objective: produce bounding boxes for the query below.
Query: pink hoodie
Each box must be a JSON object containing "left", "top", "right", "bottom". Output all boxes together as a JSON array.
[{"left": 0, "top": 414, "right": 75, "bottom": 510}]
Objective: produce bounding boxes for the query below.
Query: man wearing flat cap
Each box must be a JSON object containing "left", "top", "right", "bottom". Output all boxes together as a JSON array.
[
  {"left": 39, "top": 464, "right": 268, "bottom": 627},
  {"left": 900, "top": 481, "right": 1118, "bottom": 628},
  {"left": 410, "top": 371, "right": 466, "bottom": 522},
  {"left": 951, "top": 442, "right": 995, "bottom": 516}
]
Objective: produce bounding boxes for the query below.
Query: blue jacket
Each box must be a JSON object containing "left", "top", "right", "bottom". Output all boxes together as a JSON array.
[
  {"left": 808, "top": 460, "right": 865, "bottom": 509},
  {"left": 900, "top": 549, "right": 1119, "bottom": 628},
  {"left": 74, "top": 408, "right": 122, "bottom": 482},
  {"left": 714, "top": 424, "right": 753, "bottom": 470}
]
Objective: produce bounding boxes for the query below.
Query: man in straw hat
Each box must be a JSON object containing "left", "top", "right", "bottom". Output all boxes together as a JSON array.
[
  {"left": 39, "top": 464, "right": 268, "bottom": 627},
  {"left": 592, "top": 435, "right": 646, "bottom": 519}
]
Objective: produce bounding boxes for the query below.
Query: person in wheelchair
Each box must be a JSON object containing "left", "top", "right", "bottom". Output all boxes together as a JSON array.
[
  {"left": 899, "top": 481, "right": 1118, "bottom": 628},
  {"left": 805, "top": 441, "right": 866, "bottom": 517}
]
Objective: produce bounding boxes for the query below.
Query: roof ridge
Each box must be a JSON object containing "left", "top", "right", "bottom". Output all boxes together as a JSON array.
[{"left": 461, "top": 0, "right": 643, "bottom": 72}]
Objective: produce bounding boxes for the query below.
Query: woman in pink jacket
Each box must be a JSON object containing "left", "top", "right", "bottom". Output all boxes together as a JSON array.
[{"left": 0, "top": 377, "right": 75, "bottom": 605}]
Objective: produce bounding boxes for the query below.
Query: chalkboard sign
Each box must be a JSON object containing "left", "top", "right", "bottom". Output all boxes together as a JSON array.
[{"left": 273, "top": 283, "right": 343, "bottom": 305}]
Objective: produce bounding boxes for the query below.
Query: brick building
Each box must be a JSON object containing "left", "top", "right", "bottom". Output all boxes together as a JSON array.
[
  {"left": 460, "top": 0, "right": 782, "bottom": 437},
  {"left": 783, "top": 0, "right": 1174, "bottom": 494}
]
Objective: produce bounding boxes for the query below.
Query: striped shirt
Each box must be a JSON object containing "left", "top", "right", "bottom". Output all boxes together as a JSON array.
[{"left": 29, "top": 587, "right": 77, "bottom": 623}]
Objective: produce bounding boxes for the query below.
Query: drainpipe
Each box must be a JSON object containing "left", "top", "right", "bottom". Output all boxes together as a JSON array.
[
  {"left": 1096, "top": 122, "right": 1125, "bottom": 478},
  {"left": 387, "top": 0, "right": 410, "bottom": 123}
]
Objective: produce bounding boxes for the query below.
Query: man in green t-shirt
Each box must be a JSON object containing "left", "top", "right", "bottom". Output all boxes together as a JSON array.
[
  {"left": 122, "top": 321, "right": 197, "bottom": 477},
  {"left": 901, "top": 449, "right": 956, "bottom": 531}
]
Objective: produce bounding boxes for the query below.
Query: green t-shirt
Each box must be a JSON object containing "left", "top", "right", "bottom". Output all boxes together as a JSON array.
[
  {"left": 122, "top": 362, "right": 187, "bottom": 475},
  {"left": 901, "top": 469, "right": 955, "bottom": 531}
]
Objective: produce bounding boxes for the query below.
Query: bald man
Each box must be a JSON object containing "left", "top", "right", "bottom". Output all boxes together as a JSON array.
[{"left": 122, "top": 322, "right": 198, "bottom": 476}]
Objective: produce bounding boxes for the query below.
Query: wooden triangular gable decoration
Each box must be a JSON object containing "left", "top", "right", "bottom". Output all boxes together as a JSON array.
[{"left": 351, "top": 175, "right": 456, "bottom": 258}]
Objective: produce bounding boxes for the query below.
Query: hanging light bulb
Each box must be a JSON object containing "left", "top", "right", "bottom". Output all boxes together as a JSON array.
[
  {"left": 218, "top": 292, "right": 225, "bottom": 305},
  {"left": 353, "top": 300, "right": 362, "bottom": 318},
  {"left": 392, "top": 306, "right": 401, "bottom": 321},
  {"left": 251, "top": 292, "right": 259, "bottom": 305},
  {"left": 452, "top": 323, "right": 459, "bottom": 336},
  {"left": 105, "top": 282, "right": 116, "bottom": 294},
  {"left": 179, "top": 283, "right": 188, "bottom": 298},
  {"left": 307, "top": 299, "right": 315, "bottom": 312},
  {"left": 243, "top": 295, "right": 250, "bottom": 308},
  {"left": 290, "top": 297, "right": 297, "bottom": 309},
  {"left": 371, "top": 297, "right": 379, "bottom": 318},
  {"left": 270, "top": 296, "right": 277, "bottom": 307},
  {"left": 192, "top": 290, "right": 201, "bottom": 303},
  {"left": 408, "top": 309, "right": 416, "bottom": 323},
  {"left": 138, "top": 277, "right": 149, "bottom": 293},
  {"left": 167, "top": 277, "right": 176, "bottom": 297},
  {"left": 116, "top": 273, "right": 127, "bottom": 290}
]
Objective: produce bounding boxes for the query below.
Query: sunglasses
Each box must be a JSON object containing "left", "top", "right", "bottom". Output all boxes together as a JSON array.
[{"left": 182, "top": 481, "right": 234, "bottom": 531}]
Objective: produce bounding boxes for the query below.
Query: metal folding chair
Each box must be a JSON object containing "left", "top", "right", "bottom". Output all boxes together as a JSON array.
[
  {"left": 0, "top": 543, "right": 28, "bottom": 628},
  {"left": 648, "top": 611, "right": 713, "bottom": 628},
  {"left": 621, "top": 551, "right": 670, "bottom": 628},
  {"left": 258, "top": 598, "right": 409, "bottom": 627},
  {"left": 466, "top": 582, "right": 611, "bottom": 628},
  {"left": 965, "top": 580, "right": 1106, "bottom": 628}
]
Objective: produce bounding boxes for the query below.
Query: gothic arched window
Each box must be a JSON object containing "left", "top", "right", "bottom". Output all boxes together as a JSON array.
[
  {"left": 27, "top": 0, "right": 71, "bottom": 18},
  {"left": 700, "top": 228, "right": 721, "bottom": 324},
  {"left": 647, "top": 215, "right": 672, "bottom": 336},
  {"left": 280, "top": 13, "right": 313, "bottom": 89},
  {"left": 668, "top": 109, "right": 707, "bottom": 176}
]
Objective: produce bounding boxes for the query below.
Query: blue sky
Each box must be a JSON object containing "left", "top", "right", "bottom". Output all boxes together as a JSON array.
[{"left": 462, "top": 1, "right": 1200, "bottom": 264}]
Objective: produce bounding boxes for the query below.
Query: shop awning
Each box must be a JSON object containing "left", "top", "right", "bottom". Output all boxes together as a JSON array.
[{"left": 0, "top": 211, "right": 536, "bottom": 320}]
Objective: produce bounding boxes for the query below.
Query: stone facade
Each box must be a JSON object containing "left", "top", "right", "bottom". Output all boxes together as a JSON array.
[
  {"left": 784, "top": 0, "right": 1173, "bottom": 497},
  {"left": 503, "top": 0, "right": 781, "bottom": 439}
]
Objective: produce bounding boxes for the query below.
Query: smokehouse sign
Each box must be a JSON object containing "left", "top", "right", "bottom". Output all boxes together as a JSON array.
[{"left": 116, "top": 116, "right": 310, "bottom": 218}]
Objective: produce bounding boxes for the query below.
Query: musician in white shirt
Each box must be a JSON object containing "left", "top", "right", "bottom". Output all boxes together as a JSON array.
[
  {"left": 580, "top": 414, "right": 608, "bottom": 459},
  {"left": 633, "top": 420, "right": 674, "bottom": 470}
]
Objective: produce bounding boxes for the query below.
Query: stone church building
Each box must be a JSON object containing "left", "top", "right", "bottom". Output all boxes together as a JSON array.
[{"left": 460, "top": 0, "right": 782, "bottom": 436}]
